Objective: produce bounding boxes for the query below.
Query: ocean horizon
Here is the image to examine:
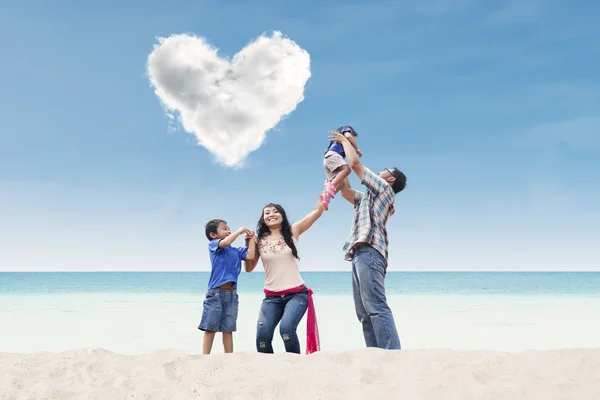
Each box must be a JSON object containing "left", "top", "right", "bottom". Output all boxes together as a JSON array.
[
  {"left": 2, "top": 271, "right": 600, "bottom": 295},
  {"left": 2, "top": 272, "right": 599, "bottom": 355}
]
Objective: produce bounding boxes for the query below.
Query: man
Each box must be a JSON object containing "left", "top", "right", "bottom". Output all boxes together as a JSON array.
[{"left": 329, "top": 130, "right": 406, "bottom": 350}]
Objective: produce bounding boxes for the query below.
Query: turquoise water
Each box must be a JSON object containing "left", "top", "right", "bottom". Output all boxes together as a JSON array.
[
  {"left": 2, "top": 272, "right": 599, "bottom": 354},
  {"left": 1, "top": 272, "right": 599, "bottom": 295}
]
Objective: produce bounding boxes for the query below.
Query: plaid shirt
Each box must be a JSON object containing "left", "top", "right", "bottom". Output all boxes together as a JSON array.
[{"left": 343, "top": 167, "right": 396, "bottom": 262}]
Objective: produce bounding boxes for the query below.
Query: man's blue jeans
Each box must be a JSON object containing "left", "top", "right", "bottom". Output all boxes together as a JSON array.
[{"left": 352, "top": 244, "right": 401, "bottom": 349}]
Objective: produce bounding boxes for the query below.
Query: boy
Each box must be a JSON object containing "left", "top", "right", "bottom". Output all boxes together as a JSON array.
[
  {"left": 199, "top": 219, "right": 256, "bottom": 354},
  {"left": 320, "top": 126, "right": 363, "bottom": 209}
]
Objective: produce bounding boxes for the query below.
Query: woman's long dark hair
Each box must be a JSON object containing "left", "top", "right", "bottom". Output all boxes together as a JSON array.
[{"left": 256, "top": 203, "right": 299, "bottom": 259}]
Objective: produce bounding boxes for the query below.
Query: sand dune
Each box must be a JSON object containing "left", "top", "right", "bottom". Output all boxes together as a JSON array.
[{"left": 1, "top": 348, "right": 599, "bottom": 399}]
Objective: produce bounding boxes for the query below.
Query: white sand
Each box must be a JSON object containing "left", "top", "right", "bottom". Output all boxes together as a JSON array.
[{"left": 1, "top": 348, "right": 599, "bottom": 399}]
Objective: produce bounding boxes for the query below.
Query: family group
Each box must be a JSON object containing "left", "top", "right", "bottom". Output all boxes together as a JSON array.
[{"left": 199, "top": 126, "right": 407, "bottom": 355}]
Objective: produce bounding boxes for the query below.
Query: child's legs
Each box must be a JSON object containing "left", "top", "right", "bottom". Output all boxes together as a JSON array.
[
  {"left": 324, "top": 153, "right": 350, "bottom": 193},
  {"left": 202, "top": 331, "right": 216, "bottom": 355},
  {"left": 330, "top": 165, "right": 351, "bottom": 191},
  {"left": 222, "top": 332, "right": 233, "bottom": 353},
  {"left": 219, "top": 290, "right": 239, "bottom": 353},
  {"left": 324, "top": 176, "right": 349, "bottom": 191},
  {"left": 198, "top": 289, "right": 223, "bottom": 354}
]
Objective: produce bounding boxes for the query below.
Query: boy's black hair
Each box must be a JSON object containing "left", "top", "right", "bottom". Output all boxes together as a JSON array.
[
  {"left": 338, "top": 126, "right": 358, "bottom": 137},
  {"left": 205, "top": 219, "right": 226, "bottom": 240},
  {"left": 388, "top": 168, "right": 407, "bottom": 194}
]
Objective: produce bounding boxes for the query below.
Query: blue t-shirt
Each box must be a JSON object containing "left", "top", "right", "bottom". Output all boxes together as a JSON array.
[
  {"left": 325, "top": 140, "right": 345, "bottom": 157},
  {"left": 207, "top": 239, "right": 249, "bottom": 289}
]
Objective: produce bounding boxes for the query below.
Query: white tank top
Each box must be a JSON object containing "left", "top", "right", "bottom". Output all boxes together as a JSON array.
[{"left": 257, "top": 235, "right": 304, "bottom": 292}]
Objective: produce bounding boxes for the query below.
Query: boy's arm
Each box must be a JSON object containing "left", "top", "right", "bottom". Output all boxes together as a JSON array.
[
  {"left": 218, "top": 227, "right": 248, "bottom": 248},
  {"left": 345, "top": 133, "right": 362, "bottom": 157}
]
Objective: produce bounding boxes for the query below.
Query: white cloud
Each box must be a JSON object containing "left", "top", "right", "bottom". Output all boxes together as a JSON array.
[{"left": 146, "top": 31, "right": 311, "bottom": 167}]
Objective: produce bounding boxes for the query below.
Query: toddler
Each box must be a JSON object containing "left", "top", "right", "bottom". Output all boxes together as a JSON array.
[{"left": 320, "top": 126, "right": 362, "bottom": 208}]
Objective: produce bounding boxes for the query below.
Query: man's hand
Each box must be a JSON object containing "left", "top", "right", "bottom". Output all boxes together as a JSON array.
[{"left": 328, "top": 130, "right": 348, "bottom": 144}]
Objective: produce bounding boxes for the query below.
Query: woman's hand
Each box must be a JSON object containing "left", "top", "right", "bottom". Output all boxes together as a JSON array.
[
  {"left": 292, "top": 195, "right": 328, "bottom": 237},
  {"left": 316, "top": 196, "right": 328, "bottom": 212}
]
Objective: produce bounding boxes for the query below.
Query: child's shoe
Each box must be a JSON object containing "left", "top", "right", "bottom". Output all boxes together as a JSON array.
[{"left": 324, "top": 182, "right": 336, "bottom": 198}]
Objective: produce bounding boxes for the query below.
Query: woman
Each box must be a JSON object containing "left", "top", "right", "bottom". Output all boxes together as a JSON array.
[{"left": 244, "top": 197, "right": 326, "bottom": 354}]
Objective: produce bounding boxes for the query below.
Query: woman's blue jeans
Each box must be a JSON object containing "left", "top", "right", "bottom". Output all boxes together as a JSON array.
[{"left": 256, "top": 289, "right": 308, "bottom": 354}]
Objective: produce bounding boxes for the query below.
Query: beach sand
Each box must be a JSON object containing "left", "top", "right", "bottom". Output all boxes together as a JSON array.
[{"left": 1, "top": 348, "right": 599, "bottom": 399}]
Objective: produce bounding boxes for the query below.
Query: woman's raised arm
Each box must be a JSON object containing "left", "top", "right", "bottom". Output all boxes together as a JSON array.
[{"left": 291, "top": 196, "right": 327, "bottom": 238}]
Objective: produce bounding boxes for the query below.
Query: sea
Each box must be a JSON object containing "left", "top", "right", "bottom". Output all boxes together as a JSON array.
[{"left": 1, "top": 272, "right": 599, "bottom": 355}]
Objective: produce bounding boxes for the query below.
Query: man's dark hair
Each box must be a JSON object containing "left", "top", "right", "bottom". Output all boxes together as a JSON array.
[
  {"left": 388, "top": 168, "right": 407, "bottom": 194},
  {"left": 205, "top": 219, "right": 226, "bottom": 240}
]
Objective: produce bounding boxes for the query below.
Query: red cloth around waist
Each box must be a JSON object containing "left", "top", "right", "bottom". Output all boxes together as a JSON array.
[{"left": 263, "top": 285, "right": 320, "bottom": 354}]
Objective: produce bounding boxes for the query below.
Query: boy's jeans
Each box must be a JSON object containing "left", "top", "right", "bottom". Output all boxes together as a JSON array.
[
  {"left": 256, "top": 289, "right": 308, "bottom": 354},
  {"left": 352, "top": 244, "right": 401, "bottom": 350}
]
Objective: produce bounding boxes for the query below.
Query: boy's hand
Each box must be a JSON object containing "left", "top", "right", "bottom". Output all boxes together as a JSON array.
[
  {"left": 356, "top": 149, "right": 363, "bottom": 157},
  {"left": 244, "top": 231, "right": 255, "bottom": 241},
  {"left": 237, "top": 227, "right": 250, "bottom": 235}
]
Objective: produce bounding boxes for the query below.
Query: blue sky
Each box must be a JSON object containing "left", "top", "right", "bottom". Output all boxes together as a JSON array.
[{"left": 1, "top": 0, "right": 599, "bottom": 271}]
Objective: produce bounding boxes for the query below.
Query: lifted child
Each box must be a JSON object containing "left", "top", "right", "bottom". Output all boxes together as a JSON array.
[{"left": 320, "top": 126, "right": 362, "bottom": 209}]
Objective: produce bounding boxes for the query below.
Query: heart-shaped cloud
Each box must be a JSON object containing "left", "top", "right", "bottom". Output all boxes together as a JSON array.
[{"left": 146, "top": 31, "right": 311, "bottom": 167}]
